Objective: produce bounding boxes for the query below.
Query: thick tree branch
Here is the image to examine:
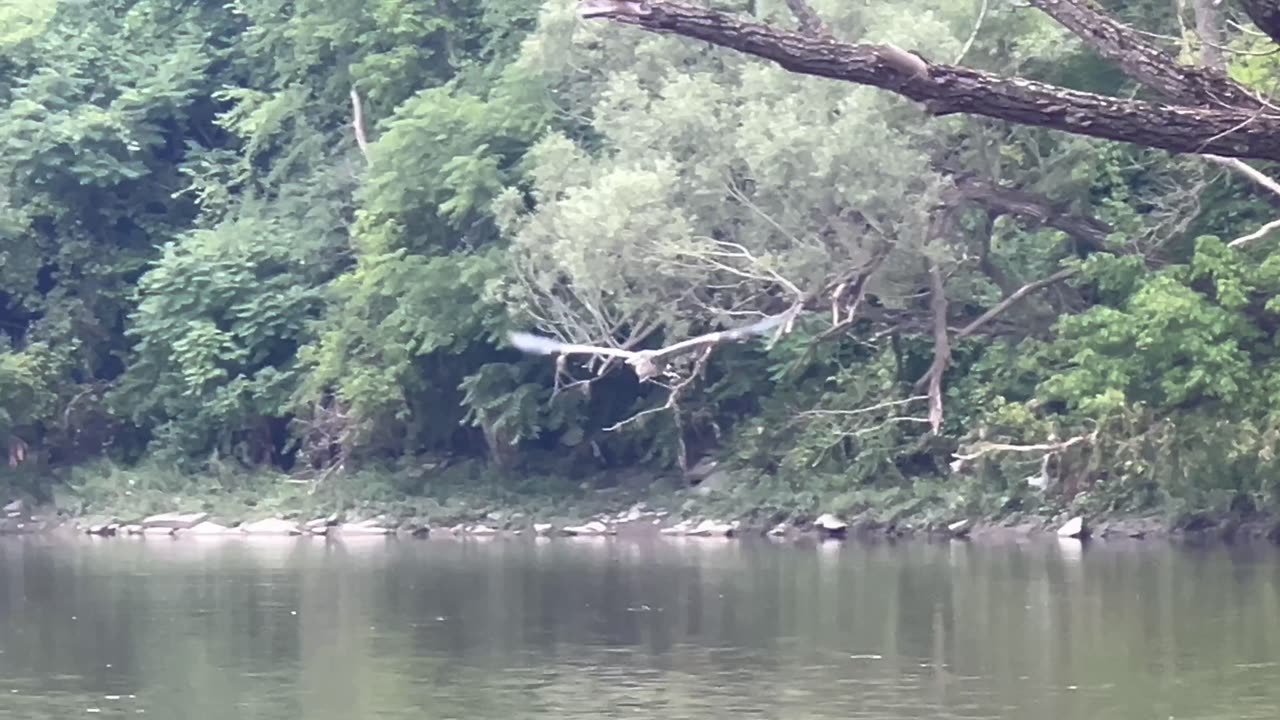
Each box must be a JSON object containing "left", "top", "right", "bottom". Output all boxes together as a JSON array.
[
  {"left": 1027, "top": 0, "right": 1260, "bottom": 108},
  {"left": 1238, "top": 0, "right": 1280, "bottom": 47},
  {"left": 943, "top": 177, "right": 1114, "bottom": 251},
  {"left": 577, "top": 0, "right": 1280, "bottom": 161}
]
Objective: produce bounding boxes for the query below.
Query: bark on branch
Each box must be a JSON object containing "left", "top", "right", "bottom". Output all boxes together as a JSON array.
[
  {"left": 943, "top": 177, "right": 1113, "bottom": 251},
  {"left": 576, "top": 0, "right": 1280, "bottom": 161},
  {"left": 1027, "top": 0, "right": 1259, "bottom": 108},
  {"left": 1238, "top": 0, "right": 1280, "bottom": 47}
]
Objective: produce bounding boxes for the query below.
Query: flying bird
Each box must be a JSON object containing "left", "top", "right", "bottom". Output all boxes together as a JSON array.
[{"left": 509, "top": 310, "right": 796, "bottom": 382}]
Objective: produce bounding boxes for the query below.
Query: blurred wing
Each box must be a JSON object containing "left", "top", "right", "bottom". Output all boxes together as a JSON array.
[
  {"left": 508, "top": 331, "right": 637, "bottom": 360},
  {"left": 652, "top": 310, "right": 795, "bottom": 359}
]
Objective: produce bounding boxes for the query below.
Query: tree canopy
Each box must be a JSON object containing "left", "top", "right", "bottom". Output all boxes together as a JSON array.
[{"left": 6, "top": 0, "right": 1280, "bottom": 521}]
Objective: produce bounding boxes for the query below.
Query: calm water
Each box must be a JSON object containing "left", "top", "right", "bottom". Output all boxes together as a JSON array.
[{"left": 0, "top": 535, "right": 1279, "bottom": 719}]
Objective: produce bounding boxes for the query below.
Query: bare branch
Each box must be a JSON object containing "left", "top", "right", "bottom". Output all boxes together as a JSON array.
[
  {"left": 923, "top": 259, "right": 951, "bottom": 434},
  {"left": 781, "top": 0, "right": 830, "bottom": 38},
  {"left": 952, "top": 432, "right": 1093, "bottom": 462},
  {"left": 350, "top": 88, "right": 371, "bottom": 162},
  {"left": 797, "top": 395, "right": 929, "bottom": 419},
  {"left": 955, "top": 268, "right": 1078, "bottom": 339},
  {"left": 1229, "top": 216, "right": 1280, "bottom": 246},
  {"left": 1194, "top": 0, "right": 1228, "bottom": 70},
  {"left": 953, "top": 0, "right": 990, "bottom": 65},
  {"left": 1204, "top": 154, "right": 1280, "bottom": 199}
]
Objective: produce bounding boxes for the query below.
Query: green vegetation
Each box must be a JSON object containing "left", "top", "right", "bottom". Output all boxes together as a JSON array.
[{"left": 4, "top": 0, "right": 1280, "bottom": 533}]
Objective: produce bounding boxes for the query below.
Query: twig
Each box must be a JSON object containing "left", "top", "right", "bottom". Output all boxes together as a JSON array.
[
  {"left": 782, "top": 0, "right": 831, "bottom": 38},
  {"left": 602, "top": 347, "right": 715, "bottom": 433},
  {"left": 797, "top": 395, "right": 929, "bottom": 419},
  {"left": 953, "top": 0, "right": 990, "bottom": 65}
]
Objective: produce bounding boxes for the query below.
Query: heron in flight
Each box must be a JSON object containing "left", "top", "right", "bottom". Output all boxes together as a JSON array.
[{"left": 509, "top": 310, "right": 795, "bottom": 382}]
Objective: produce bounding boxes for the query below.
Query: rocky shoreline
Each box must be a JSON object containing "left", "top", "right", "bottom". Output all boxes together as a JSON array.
[
  {"left": 0, "top": 494, "right": 1224, "bottom": 544},
  {"left": 4, "top": 494, "right": 1280, "bottom": 545}
]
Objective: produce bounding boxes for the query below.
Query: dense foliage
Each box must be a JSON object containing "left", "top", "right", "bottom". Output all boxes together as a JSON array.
[{"left": 4, "top": 0, "right": 1280, "bottom": 523}]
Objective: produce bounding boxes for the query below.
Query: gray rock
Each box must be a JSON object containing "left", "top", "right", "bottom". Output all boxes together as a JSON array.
[
  {"left": 947, "top": 519, "right": 972, "bottom": 537},
  {"left": 563, "top": 520, "right": 611, "bottom": 536},
  {"left": 1057, "top": 516, "right": 1087, "bottom": 538},
  {"left": 688, "top": 519, "right": 737, "bottom": 537},
  {"left": 239, "top": 518, "right": 302, "bottom": 535},
  {"left": 533, "top": 523, "right": 554, "bottom": 535},
  {"left": 660, "top": 519, "right": 694, "bottom": 536},
  {"left": 339, "top": 519, "right": 394, "bottom": 535},
  {"left": 815, "top": 513, "right": 848, "bottom": 534},
  {"left": 141, "top": 512, "right": 208, "bottom": 530},
  {"left": 183, "top": 521, "right": 232, "bottom": 535}
]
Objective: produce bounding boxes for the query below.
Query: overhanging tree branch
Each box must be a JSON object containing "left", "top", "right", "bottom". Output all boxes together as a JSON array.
[
  {"left": 576, "top": 0, "right": 1280, "bottom": 161},
  {"left": 1027, "top": 0, "right": 1260, "bottom": 108},
  {"left": 1238, "top": 0, "right": 1280, "bottom": 46}
]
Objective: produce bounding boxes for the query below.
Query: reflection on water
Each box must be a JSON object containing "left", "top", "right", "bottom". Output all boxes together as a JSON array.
[{"left": 1, "top": 534, "right": 1279, "bottom": 719}]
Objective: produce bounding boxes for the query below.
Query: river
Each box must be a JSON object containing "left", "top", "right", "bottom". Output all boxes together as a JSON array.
[{"left": 0, "top": 534, "right": 1278, "bottom": 719}]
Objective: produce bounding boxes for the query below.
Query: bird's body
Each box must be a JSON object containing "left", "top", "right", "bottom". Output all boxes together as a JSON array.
[{"left": 508, "top": 311, "right": 793, "bottom": 381}]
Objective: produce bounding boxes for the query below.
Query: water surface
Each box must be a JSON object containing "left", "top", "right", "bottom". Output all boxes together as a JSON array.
[{"left": 1, "top": 534, "right": 1278, "bottom": 719}]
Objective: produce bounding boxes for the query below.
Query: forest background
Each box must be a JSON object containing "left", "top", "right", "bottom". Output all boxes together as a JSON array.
[{"left": 5, "top": 0, "right": 1280, "bottom": 533}]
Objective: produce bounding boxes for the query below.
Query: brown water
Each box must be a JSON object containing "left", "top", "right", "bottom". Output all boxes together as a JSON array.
[{"left": 0, "top": 534, "right": 1278, "bottom": 719}]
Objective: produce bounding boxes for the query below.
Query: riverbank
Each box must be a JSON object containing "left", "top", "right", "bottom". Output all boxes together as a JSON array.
[{"left": 3, "top": 456, "right": 1279, "bottom": 544}]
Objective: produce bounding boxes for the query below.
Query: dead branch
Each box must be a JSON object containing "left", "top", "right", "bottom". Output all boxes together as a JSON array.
[
  {"left": 781, "top": 0, "right": 830, "bottom": 38},
  {"left": 955, "top": 268, "right": 1078, "bottom": 339},
  {"left": 1204, "top": 154, "right": 1280, "bottom": 199},
  {"left": 7, "top": 436, "right": 27, "bottom": 468},
  {"left": 350, "top": 88, "right": 371, "bottom": 162},
  {"left": 602, "top": 345, "right": 715, "bottom": 470},
  {"left": 812, "top": 244, "right": 891, "bottom": 342},
  {"left": 1194, "top": 0, "right": 1227, "bottom": 71},
  {"left": 1229, "top": 216, "right": 1280, "bottom": 246},
  {"left": 796, "top": 395, "right": 929, "bottom": 420},
  {"left": 953, "top": 0, "right": 990, "bottom": 65},
  {"left": 952, "top": 431, "right": 1094, "bottom": 462},
  {"left": 923, "top": 259, "right": 950, "bottom": 434}
]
